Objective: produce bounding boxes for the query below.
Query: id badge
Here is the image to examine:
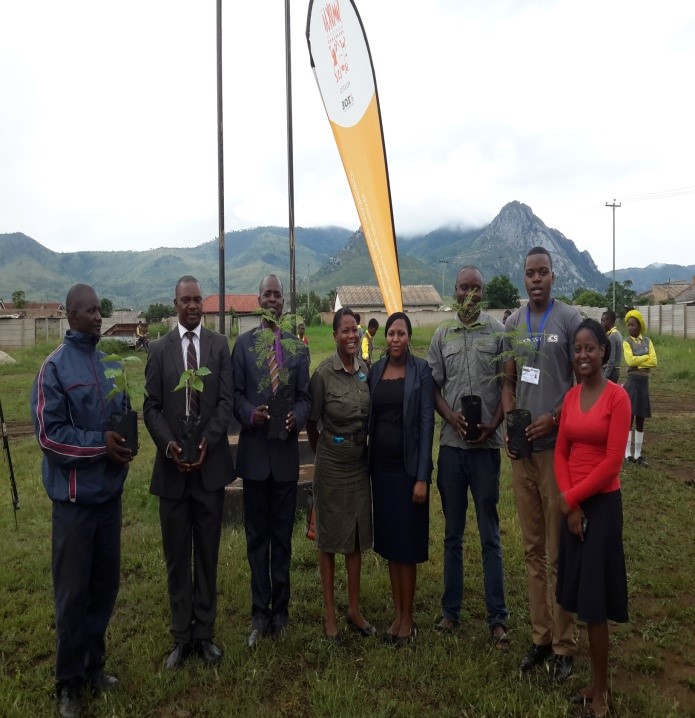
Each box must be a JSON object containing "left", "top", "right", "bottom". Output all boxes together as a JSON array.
[{"left": 521, "top": 365, "right": 540, "bottom": 385}]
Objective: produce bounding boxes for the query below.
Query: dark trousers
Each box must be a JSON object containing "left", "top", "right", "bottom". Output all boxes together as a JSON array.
[
  {"left": 52, "top": 496, "right": 121, "bottom": 691},
  {"left": 159, "top": 472, "right": 224, "bottom": 643},
  {"left": 242, "top": 476, "right": 298, "bottom": 629}
]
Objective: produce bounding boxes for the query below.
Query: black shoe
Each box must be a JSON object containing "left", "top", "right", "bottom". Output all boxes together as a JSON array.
[
  {"left": 519, "top": 642, "right": 552, "bottom": 672},
  {"left": 345, "top": 614, "right": 377, "bottom": 637},
  {"left": 57, "top": 685, "right": 81, "bottom": 718},
  {"left": 247, "top": 628, "right": 264, "bottom": 649},
  {"left": 549, "top": 653, "right": 574, "bottom": 683},
  {"left": 195, "top": 639, "right": 223, "bottom": 665},
  {"left": 635, "top": 456, "right": 649, "bottom": 467},
  {"left": 87, "top": 668, "right": 118, "bottom": 693},
  {"left": 164, "top": 642, "right": 192, "bottom": 670},
  {"left": 270, "top": 613, "right": 289, "bottom": 638}
]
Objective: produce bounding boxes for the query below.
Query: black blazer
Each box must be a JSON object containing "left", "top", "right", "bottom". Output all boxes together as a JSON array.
[
  {"left": 368, "top": 353, "right": 435, "bottom": 483},
  {"left": 144, "top": 326, "right": 235, "bottom": 499},
  {"left": 231, "top": 327, "right": 311, "bottom": 482}
]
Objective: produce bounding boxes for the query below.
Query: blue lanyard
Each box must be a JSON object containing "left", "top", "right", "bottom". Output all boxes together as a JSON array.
[{"left": 526, "top": 299, "right": 554, "bottom": 353}]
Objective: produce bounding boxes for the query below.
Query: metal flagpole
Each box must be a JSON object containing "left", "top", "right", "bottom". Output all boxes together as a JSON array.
[
  {"left": 285, "top": 0, "right": 296, "bottom": 323},
  {"left": 216, "top": 0, "right": 226, "bottom": 334}
]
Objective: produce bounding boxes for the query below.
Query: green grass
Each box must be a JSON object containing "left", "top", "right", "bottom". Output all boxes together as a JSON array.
[{"left": 0, "top": 332, "right": 693, "bottom": 717}]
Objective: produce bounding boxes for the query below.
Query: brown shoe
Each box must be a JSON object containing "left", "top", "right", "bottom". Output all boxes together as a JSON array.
[{"left": 435, "top": 617, "right": 459, "bottom": 632}]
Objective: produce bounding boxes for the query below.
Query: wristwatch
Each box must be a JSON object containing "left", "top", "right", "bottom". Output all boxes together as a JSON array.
[{"left": 550, "top": 410, "right": 559, "bottom": 427}]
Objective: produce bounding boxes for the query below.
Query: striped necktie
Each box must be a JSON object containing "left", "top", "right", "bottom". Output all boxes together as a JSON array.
[
  {"left": 185, "top": 331, "right": 200, "bottom": 417},
  {"left": 268, "top": 341, "right": 280, "bottom": 395}
]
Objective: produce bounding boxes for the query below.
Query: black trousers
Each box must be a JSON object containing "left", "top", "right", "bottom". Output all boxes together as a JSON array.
[
  {"left": 52, "top": 496, "right": 121, "bottom": 691},
  {"left": 242, "top": 477, "right": 298, "bottom": 629},
  {"left": 159, "top": 472, "right": 224, "bottom": 643}
]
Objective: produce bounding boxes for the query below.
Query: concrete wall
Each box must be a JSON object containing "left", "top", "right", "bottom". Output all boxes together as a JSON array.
[
  {"left": 639, "top": 304, "right": 695, "bottom": 339},
  {"left": 0, "top": 317, "right": 69, "bottom": 349}
]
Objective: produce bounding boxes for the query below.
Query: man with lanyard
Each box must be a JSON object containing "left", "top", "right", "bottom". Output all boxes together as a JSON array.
[
  {"left": 501, "top": 247, "right": 581, "bottom": 682},
  {"left": 427, "top": 266, "right": 509, "bottom": 648},
  {"left": 600, "top": 309, "right": 623, "bottom": 383}
]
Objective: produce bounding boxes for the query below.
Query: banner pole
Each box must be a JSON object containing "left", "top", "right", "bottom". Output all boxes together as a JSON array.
[
  {"left": 285, "top": 0, "right": 297, "bottom": 325},
  {"left": 216, "top": 0, "right": 226, "bottom": 334}
]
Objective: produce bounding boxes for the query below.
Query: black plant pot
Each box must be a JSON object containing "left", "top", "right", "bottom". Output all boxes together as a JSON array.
[
  {"left": 268, "top": 394, "right": 292, "bottom": 441},
  {"left": 178, "top": 416, "right": 203, "bottom": 464},
  {"left": 461, "top": 395, "right": 482, "bottom": 441},
  {"left": 506, "top": 409, "right": 533, "bottom": 459},
  {"left": 108, "top": 409, "right": 139, "bottom": 457}
]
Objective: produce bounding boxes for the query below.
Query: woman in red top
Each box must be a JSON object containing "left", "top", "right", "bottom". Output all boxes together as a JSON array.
[{"left": 554, "top": 318, "right": 631, "bottom": 718}]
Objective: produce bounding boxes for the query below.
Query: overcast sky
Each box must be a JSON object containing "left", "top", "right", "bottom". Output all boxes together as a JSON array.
[{"left": 1, "top": 0, "right": 693, "bottom": 273}]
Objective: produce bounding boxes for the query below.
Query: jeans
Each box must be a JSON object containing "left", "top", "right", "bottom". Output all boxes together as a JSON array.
[{"left": 437, "top": 446, "right": 507, "bottom": 628}]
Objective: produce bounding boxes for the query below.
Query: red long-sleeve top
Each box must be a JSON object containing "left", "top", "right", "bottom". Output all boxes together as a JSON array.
[{"left": 554, "top": 381, "right": 631, "bottom": 510}]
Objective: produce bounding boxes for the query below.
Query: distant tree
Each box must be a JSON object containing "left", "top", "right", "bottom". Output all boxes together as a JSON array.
[
  {"left": 144, "top": 303, "right": 176, "bottom": 323},
  {"left": 484, "top": 275, "right": 520, "bottom": 309},
  {"left": 11, "top": 290, "right": 27, "bottom": 309},
  {"left": 573, "top": 290, "right": 608, "bottom": 307},
  {"left": 605, "top": 280, "right": 637, "bottom": 316},
  {"left": 572, "top": 287, "right": 588, "bottom": 302},
  {"left": 99, "top": 297, "right": 114, "bottom": 317},
  {"left": 555, "top": 295, "right": 573, "bottom": 304}
]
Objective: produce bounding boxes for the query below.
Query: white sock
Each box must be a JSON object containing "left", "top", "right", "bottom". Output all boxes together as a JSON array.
[
  {"left": 625, "top": 431, "right": 633, "bottom": 459},
  {"left": 635, "top": 431, "right": 644, "bottom": 459}
]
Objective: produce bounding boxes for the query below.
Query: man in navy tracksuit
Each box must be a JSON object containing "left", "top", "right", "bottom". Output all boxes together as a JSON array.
[{"left": 31, "top": 284, "right": 132, "bottom": 718}]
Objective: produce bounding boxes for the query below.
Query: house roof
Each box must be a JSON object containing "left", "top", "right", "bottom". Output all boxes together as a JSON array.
[
  {"left": 674, "top": 285, "right": 695, "bottom": 304},
  {"left": 202, "top": 294, "right": 258, "bottom": 314},
  {"left": 651, "top": 281, "right": 692, "bottom": 299},
  {"left": 336, "top": 285, "right": 442, "bottom": 308}
]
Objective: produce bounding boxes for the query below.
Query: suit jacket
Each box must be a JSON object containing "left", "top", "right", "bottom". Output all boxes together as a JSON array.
[
  {"left": 144, "top": 326, "right": 235, "bottom": 499},
  {"left": 231, "top": 327, "right": 311, "bottom": 482},
  {"left": 368, "top": 353, "right": 435, "bottom": 483}
]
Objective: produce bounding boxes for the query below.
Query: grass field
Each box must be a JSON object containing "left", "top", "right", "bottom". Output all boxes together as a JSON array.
[{"left": 0, "top": 326, "right": 693, "bottom": 717}]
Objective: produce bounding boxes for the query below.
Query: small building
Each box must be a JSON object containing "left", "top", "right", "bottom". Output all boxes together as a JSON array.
[
  {"left": 0, "top": 300, "right": 66, "bottom": 318},
  {"left": 333, "top": 284, "right": 445, "bottom": 328},
  {"left": 202, "top": 294, "right": 259, "bottom": 334},
  {"left": 641, "top": 278, "right": 694, "bottom": 304},
  {"left": 334, "top": 285, "right": 442, "bottom": 314}
]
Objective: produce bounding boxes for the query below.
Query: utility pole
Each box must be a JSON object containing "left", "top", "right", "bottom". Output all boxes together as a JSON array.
[
  {"left": 438, "top": 260, "right": 450, "bottom": 301},
  {"left": 606, "top": 199, "right": 621, "bottom": 313}
]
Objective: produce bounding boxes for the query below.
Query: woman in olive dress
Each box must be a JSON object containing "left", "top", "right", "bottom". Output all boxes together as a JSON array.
[{"left": 306, "top": 308, "right": 375, "bottom": 642}]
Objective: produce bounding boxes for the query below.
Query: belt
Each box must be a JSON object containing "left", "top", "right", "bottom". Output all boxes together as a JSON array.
[{"left": 322, "top": 428, "right": 367, "bottom": 446}]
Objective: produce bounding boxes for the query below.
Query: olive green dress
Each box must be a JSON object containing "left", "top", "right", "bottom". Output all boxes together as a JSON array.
[{"left": 309, "top": 352, "right": 372, "bottom": 554}]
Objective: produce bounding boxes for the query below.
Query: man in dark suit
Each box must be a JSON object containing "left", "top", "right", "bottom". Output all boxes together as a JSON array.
[
  {"left": 231, "top": 274, "right": 311, "bottom": 648},
  {"left": 144, "top": 275, "right": 234, "bottom": 669}
]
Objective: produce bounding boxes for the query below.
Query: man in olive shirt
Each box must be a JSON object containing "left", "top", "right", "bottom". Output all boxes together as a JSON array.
[{"left": 427, "top": 266, "right": 509, "bottom": 646}]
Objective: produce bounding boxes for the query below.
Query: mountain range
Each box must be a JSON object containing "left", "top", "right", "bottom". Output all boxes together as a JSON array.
[{"left": 1, "top": 202, "right": 691, "bottom": 308}]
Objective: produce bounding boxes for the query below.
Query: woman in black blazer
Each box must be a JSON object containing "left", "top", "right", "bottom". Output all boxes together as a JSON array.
[{"left": 368, "top": 312, "right": 434, "bottom": 643}]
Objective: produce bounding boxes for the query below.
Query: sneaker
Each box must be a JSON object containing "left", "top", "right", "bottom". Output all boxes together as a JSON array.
[
  {"left": 549, "top": 653, "right": 574, "bottom": 683},
  {"left": 434, "top": 616, "right": 459, "bottom": 633},
  {"left": 624, "top": 456, "right": 635, "bottom": 465},
  {"left": 635, "top": 456, "right": 649, "bottom": 467},
  {"left": 519, "top": 642, "right": 552, "bottom": 672}
]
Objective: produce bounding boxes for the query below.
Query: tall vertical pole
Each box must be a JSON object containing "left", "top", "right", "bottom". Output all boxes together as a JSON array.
[
  {"left": 285, "top": 0, "right": 296, "bottom": 324},
  {"left": 605, "top": 199, "right": 621, "bottom": 313},
  {"left": 216, "top": 0, "right": 226, "bottom": 334},
  {"left": 439, "top": 259, "right": 449, "bottom": 300}
]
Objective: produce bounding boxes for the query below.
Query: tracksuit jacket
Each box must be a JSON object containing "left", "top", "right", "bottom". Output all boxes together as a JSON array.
[{"left": 31, "top": 330, "right": 128, "bottom": 504}]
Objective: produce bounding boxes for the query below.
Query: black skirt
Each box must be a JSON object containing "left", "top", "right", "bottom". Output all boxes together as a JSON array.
[
  {"left": 624, "top": 372, "right": 651, "bottom": 418},
  {"left": 556, "top": 490, "right": 628, "bottom": 624}
]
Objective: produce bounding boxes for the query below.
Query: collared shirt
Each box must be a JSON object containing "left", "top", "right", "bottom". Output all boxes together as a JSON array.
[
  {"left": 427, "top": 311, "right": 505, "bottom": 450},
  {"left": 623, "top": 333, "right": 657, "bottom": 374},
  {"left": 309, "top": 351, "right": 370, "bottom": 436},
  {"left": 177, "top": 322, "right": 201, "bottom": 368}
]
